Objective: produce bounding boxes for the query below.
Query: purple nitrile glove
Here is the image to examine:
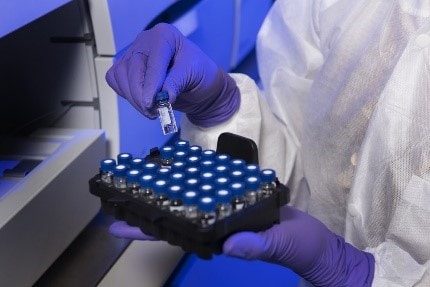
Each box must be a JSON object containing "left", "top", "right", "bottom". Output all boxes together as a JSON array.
[
  {"left": 105, "top": 23, "right": 240, "bottom": 127},
  {"left": 223, "top": 206, "right": 375, "bottom": 286},
  {"left": 109, "top": 221, "right": 157, "bottom": 241}
]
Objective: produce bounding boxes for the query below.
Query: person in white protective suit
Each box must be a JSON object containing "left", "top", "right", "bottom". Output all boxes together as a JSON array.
[{"left": 105, "top": 0, "right": 430, "bottom": 285}]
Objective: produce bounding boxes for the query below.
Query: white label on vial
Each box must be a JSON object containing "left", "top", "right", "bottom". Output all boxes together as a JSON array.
[{"left": 159, "top": 107, "right": 172, "bottom": 126}]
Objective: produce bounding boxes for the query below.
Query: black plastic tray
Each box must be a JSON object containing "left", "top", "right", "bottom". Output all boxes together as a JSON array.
[{"left": 89, "top": 133, "right": 290, "bottom": 259}]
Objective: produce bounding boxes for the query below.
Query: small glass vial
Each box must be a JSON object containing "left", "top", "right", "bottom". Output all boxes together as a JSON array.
[
  {"left": 245, "top": 164, "right": 260, "bottom": 177},
  {"left": 171, "top": 161, "right": 186, "bottom": 173},
  {"left": 215, "top": 154, "right": 231, "bottom": 165},
  {"left": 113, "top": 164, "right": 128, "bottom": 189},
  {"left": 174, "top": 140, "right": 190, "bottom": 151},
  {"left": 245, "top": 176, "right": 262, "bottom": 205},
  {"left": 186, "top": 156, "right": 201, "bottom": 167},
  {"left": 173, "top": 150, "right": 188, "bottom": 162},
  {"left": 215, "top": 189, "right": 233, "bottom": 220},
  {"left": 142, "top": 162, "right": 158, "bottom": 175},
  {"left": 201, "top": 149, "right": 217, "bottom": 161},
  {"left": 184, "top": 178, "right": 200, "bottom": 190},
  {"left": 170, "top": 172, "right": 186, "bottom": 185},
  {"left": 155, "top": 91, "right": 178, "bottom": 135},
  {"left": 230, "top": 182, "right": 247, "bottom": 212},
  {"left": 117, "top": 153, "right": 133, "bottom": 165},
  {"left": 200, "top": 160, "right": 215, "bottom": 172},
  {"left": 160, "top": 146, "right": 174, "bottom": 167},
  {"left": 199, "top": 183, "right": 215, "bottom": 197},
  {"left": 214, "top": 165, "right": 230, "bottom": 177},
  {"left": 168, "top": 185, "right": 185, "bottom": 215},
  {"left": 100, "top": 158, "right": 116, "bottom": 185},
  {"left": 126, "top": 169, "right": 142, "bottom": 196},
  {"left": 182, "top": 190, "right": 199, "bottom": 220},
  {"left": 188, "top": 145, "right": 202, "bottom": 157},
  {"left": 200, "top": 171, "right": 216, "bottom": 184},
  {"left": 153, "top": 179, "right": 170, "bottom": 208},
  {"left": 214, "top": 176, "right": 231, "bottom": 190},
  {"left": 198, "top": 196, "right": 217, "bottom": 227},
  {"left": 230, "top": 158, "right": 246, "bottom": 171},
  {"left": 139, "top": 174, "right": 155, "bottom": 202},
  {"left": 260, "top": 169, "right": 277, "bottom": 197},
  {"left": 229, "top": 169, "right": 246, "bottom": 182},
  {"left": 156, "top": 167, "right": 172, "bottom": 180},
  {"left": 130, "top": 158, "right": 144, "bottom": 170},
  {"left": 185, "top": 166, "right": 200, "bottom": 178}
]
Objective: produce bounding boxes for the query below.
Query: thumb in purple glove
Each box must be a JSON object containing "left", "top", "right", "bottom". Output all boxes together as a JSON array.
[
  {"left": 105, "top": 23, "right": 240, "bottom": 127},
  {"left": 223, "top": 206, "right": 375, "bottom": 287},
  {"left": 109, "top": 221, "right": 157, "bottom": 241}
]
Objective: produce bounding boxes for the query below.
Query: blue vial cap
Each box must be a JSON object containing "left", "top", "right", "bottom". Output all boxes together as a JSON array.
[
  {"left": 182, "top": 190, "right": 199, "bottom": 205},
  {"left": 214, "top": 165, "right": 230, "bottom": 176},
  {"left": 155, "top": 91, "right": 169, "bottom": 102},
  {"left": 198, "top": 196, "right": 216, "bottom": 212},
  {"left": 130, "top": 158, "right": 144, "bottom": 169},
  {"left": 188, "top": 145, "right": 202, "bottom": 156},
  {"left": 245, "top": 164, "right": 260, "bottom": 176},
  {"left": 230, "top": 170, "right": 245, "bottom": 181},
  {"left": 200, "top": 171, "right": 216, "bottom": 184},
  {"left": 200, "top": 160, "right": 215, "bottom": 172},
  {"left": 260, "top": 169, "right": 276, "bottom": 183},
  {"left": 160, "top": 146, "right": 174, "bottom": 159},
  {"left": 168, "top": 185, "right": 184, "bottom": 199},
  {"left": 214, "top": 177, "right": 231, "bottom": 189},
  {"left": 139, "top": 174, "right": 155, "bottom": 188},
  {"left": 215, "top": 189, "right": 232, "bottom": 204},
  {"left": 185, "top": 166, "right": 200, "bottom": 178},
  {"left": 170, "top": 172, "right": 186, "bottom": 184},
  {"left": 173, "top": 150, "right": 188, "bottom": 161},
  {"left": 113, "top": 164, "right": 128, "bottom": 177},
  {"left": 153, "top": 179, "right": 168, "bottom": 195},
  {"left": 184, "top": 178, "right": 200, "bottom": 189},
  {"left": 174, "top": 140, "right": 190, "bottom": 151},
  {"left": 186, "top": 156, "right": 201, "bottom": 167},
  {"left": 245, "top": 176, "right": 261, "bottom": 190},
  {"left": 230, "top": 182, "right": 245, "bottom": 196},
  {"left": 156, "top": 167, "right": 171, "bottom": 179},
  {"left": 117, "top": 153, "right": 133, "bottom": 165},
  {"left": 171, "top": 161, "right": 186, "bottom": 172},
  {"left": 126, "top": 169, "right": 142, "bottom": 183},
  {"left": 230, "top": 158, "right": 246, "bottom": 170},
  {"left": 215, "top": 154, "right": 231, "bottom": 165},
  {"left": 199, "top": 183, "right": 215, "bottom": 196},
  {"left": 201, "top": 149, "right": 216, "bottom": 160},
  {"left": 142, "top": 162, "right": 158, "bottom": 175},
  {"left": 100, "top": 158, "right": 116, "bottom": 172}
]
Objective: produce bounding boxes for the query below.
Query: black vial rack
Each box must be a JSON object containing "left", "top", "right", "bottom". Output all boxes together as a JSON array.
[{"left": 89, "top": 133, "right": 290, "bottom": 259}]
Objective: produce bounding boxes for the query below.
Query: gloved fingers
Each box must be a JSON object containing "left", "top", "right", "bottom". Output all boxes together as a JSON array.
[
  {"left": 127, "top": 52, "right": 158, "bottom": 118},
  {"left": 108, "top": 221, "right": 157, "bottom": 241},
  {"left": 223, "top": 231, "right": 267, "bottom": 260}
]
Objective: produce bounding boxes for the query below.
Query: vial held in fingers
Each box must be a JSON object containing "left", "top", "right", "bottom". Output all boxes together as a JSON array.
[{"left": 155, "top": 91, "right": 178, "bottom": 135}]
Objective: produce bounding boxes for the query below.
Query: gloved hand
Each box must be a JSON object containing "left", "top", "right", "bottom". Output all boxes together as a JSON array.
[
  {"left": 105, "top": 23, "right": 240, "bottom": 127},
  {"left": 109, "top": 221, "right": 157, "bottom": 241},
  {"left": 223, "top": 206, "right": 375, "bottom": 287}
]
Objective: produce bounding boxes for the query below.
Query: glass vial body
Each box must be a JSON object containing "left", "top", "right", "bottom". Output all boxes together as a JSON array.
[
  {"left": 198, "top": 196, "right": 217, "bottom": 227},
  {"left": 155, "top": 91, "right": 178, "bottom": 135},
  {"left": 126, "top": 169, "right": 142, "bottom": 196},
  {"left": 215, "top": 189, "right": 232, "bottom": 220},
  {"left": 100, "top": 158, "right": 116, "bottom": 185},
  {"left": 245, "top": 176, "right": 262, "bottom": 205},
  {"left": 139, "top": 174, "right": 155, "bottom": 203},
  {"left": 260, "top": 169, "right": 277, "bottom": 197},
  {"left": 153, "top": 179, "right": 170, "bottom": 208},
  {"left": 113, "top": 164, "right": 128, "bottom": 189},
  {"left": 230, "top": 182, "right": 247, "bottom": 212},
  {"left": 168, "top": 185, "right": 185, "bottom": 215},
  {"left": 160, "top": 146, "right": 174, "bottom": 167},
  {"left": 182, "top": 190, "right": 199, "bottom": 220}
]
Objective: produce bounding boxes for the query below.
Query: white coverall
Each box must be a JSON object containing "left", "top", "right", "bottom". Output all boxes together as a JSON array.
[{"left": 181, "top": 0, "right": 430, "bottom": 285}]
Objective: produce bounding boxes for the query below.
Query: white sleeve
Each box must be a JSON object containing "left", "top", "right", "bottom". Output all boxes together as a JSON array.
[{"left": 180, "top": 73, "right": 298, "bottom": 188}]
